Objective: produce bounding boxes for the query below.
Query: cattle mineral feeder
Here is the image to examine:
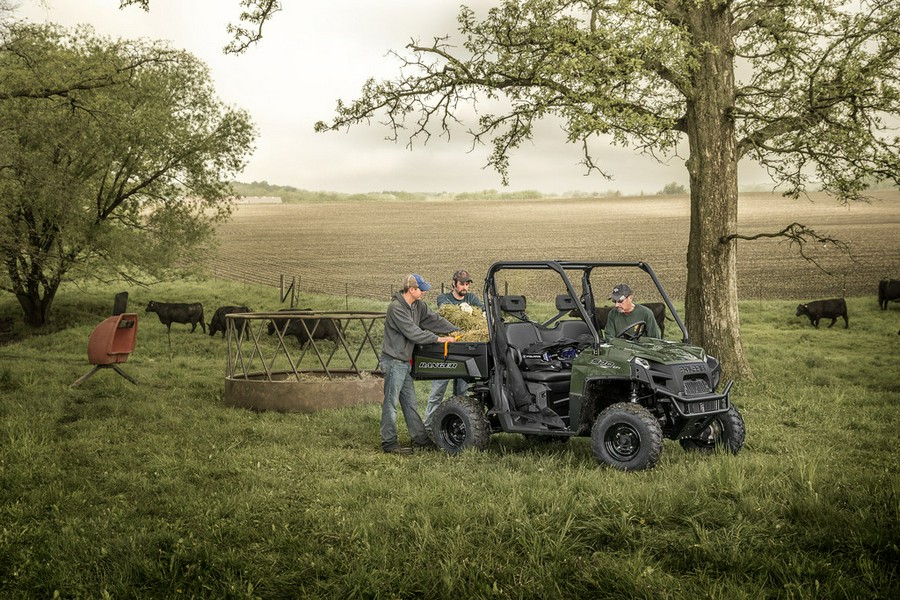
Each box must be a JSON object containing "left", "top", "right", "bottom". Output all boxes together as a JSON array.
[{"left": 145, "top": 301, "right": 206, "bottom": 333}]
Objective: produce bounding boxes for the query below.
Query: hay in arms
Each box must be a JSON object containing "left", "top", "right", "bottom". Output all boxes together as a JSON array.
[{"left": 438, "top": 304, "right": 489, "bottom": 342}]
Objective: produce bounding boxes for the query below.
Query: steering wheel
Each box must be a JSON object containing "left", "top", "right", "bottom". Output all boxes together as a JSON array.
[{"left": 616, "top": 320, "right": 647, "bottom": 341}]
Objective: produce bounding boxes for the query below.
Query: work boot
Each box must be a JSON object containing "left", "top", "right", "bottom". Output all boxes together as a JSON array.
[{"left": 383, "top": 446, "right": 413, "bottom": 455}]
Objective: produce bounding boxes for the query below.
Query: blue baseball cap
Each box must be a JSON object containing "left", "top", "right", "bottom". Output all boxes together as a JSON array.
[{"left": 403, "top": 274, "right": 432, "bottom": 291}]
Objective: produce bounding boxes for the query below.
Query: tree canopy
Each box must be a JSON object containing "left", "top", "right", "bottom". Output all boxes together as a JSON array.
[
  {"left": 313, "top": 0, "right": 899, "bottom": 377},
  {"left": 119, "top": 0, "right": 281, "bottom": 54},
  {"left": 0, "top": 23, "right": 256, "bottom": 326}
]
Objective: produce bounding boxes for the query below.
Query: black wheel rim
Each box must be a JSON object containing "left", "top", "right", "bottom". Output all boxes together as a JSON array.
[
  {"left": 604, "top": 423, "right": 641, "bottom": 461},
  {"left": 440, "top": 414, "right": 467, "bottom": 448},
  {"left": 703, "top": 419, "right": 724, "bottom": 445}
]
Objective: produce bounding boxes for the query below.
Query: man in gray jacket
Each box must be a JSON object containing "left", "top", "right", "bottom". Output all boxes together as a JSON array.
[{"left": 380, "top": 274, "right": 458, "bottom": 454}]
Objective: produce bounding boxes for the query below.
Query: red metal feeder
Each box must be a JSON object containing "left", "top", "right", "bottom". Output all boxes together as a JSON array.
[{"left": 71, "top": 313, "right": 139, "bottom": 387}]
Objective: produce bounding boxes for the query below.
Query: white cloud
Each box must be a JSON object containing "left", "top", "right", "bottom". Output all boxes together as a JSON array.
[{"left": 17, "top": 0, "right": 766, "bottom": 194}]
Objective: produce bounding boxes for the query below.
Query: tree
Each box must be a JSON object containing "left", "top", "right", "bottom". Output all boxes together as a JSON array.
[
  {"left": 118, "top": 0, "right": 281, "bottom": 54},
  {"left": 0, "top": 24, "right": 256, "bottom": 327},
  {"left": 659, "top": 182, "right": 687, "bottom": 196},
  {"left": 310, "top": 0, "right": 899, "bottom": 378}
]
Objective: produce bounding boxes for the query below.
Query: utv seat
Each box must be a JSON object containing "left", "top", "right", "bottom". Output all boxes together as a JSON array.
[
  {"left": 505, "top": 322, "right": 541, "bottom": 349},
  {"left": 554, "top": 320, "right": 592, "bottom": 340},
  {"left": 496, "top": 296, "right": 571, "bottom": 384},
  {"left": 499, "top": 295, "right": 540, "bottom": 348},
  {"left": 540, "top": 295, "right": 594, "bottom": 342}
]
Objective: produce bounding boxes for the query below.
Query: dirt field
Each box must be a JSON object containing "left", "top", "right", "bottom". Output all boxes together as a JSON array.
[{"left": 210, "top": 190, "right": 900, "bottom": 302}]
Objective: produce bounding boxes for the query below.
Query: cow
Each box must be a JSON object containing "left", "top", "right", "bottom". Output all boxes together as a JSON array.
[
  {"left": 878, "top": 279, "right": 900, "bottom": 310},
  {"left": 796, "top": 298, "right": 848, "bottom": 329},
  {"left": 595, "top": 302, "right": 668, "bottom": 336},
  {"left": 266, "top": 308, "right": 341, "bottom": 345},
  {"left": 146, "top": 301, "right": 206, "bottom": 333},
  {"left": 208, "top": 305, "right": 251, "bottom": 338}
]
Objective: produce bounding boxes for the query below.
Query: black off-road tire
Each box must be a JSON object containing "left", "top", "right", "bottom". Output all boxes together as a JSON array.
[
  {"left": 432, "top": 395, "right": 491, "bottom": 455},
  {"left": 679, "top": 405, "right": 746, "bottom": 454},
  {"left": 591, "top": 403, "right": 663, "bottom": 471}
]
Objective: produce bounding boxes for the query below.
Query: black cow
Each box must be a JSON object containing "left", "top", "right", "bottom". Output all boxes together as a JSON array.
[
  {"left": 595, "top": 302, "right": 668, "bottom": 336},
  {"left": 146, "top": 301, "right": 206, "bottom": 333},
  {"left": 266, "top": 308, "right": 340, "bottom": 345},
  {"left": 208, "top": 305, "right": 251, "bottom": 338},
  {"left": 796, "top": 298, "right": 848, "bottom": 329},
  {"left": 878, "top": 279, "right": 900, "bottom": 310}
]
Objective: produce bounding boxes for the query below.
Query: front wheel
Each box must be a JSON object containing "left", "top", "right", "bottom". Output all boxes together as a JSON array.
[
  {"left": 432, "top": 396, "right": 491, "bottom": 455},
  {"left": 591, "top": 403, "right": 663, "bottom": 471},
  {"left": 679, "top": 406, "right": 745, "bottom": 454}
]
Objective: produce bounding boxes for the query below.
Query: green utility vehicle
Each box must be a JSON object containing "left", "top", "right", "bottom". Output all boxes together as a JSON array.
[{"left": 411, "top": 261, "right": 744, "bottom": 471}]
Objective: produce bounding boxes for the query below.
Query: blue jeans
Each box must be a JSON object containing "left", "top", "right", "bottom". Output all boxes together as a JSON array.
[
  {"left": 424, "top": 379, "right": 468, "bottom": 432},
  {"left": 380, "top": 355, "right": 430, "bottom": 450}
]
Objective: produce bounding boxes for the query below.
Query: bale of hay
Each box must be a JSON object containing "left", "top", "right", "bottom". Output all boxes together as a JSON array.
[{"left": 438, "top": 304, "right": 489, "bottom": 342}]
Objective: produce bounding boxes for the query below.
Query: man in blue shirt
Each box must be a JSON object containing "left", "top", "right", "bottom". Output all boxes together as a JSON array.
[{"left": 423, "top": 270, "right": 484, "bottom": 437}]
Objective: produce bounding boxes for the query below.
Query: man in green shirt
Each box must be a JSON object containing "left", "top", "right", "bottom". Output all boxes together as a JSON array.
[
  {"left": 605, "top": 283, "right": 661, "bottom": 339},
  {"left": 423, "top": 269, "right": 484, "bottom": 436}
]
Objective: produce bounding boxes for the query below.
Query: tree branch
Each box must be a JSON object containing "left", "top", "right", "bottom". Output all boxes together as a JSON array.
[{"left": 721, "top": 222, "right": 855, "bottom": 275}]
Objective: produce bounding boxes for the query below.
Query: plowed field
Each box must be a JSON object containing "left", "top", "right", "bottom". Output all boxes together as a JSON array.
[{"left": 210, "top": 190, "right": 900, "bottom": 302}]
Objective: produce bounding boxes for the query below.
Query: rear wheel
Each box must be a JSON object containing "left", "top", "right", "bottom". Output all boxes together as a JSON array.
[
  {"left": 432, "top": 396, "right": 490, "bottom": 455},
  {"left": 679, "top": 406, "right": 745, "bottom": 454},
  {"left": 591, "top": 403, "right": 663, "bottom": 471}
]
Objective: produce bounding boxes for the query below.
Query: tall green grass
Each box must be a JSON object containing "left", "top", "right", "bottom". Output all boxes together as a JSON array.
[{"left": 1, "top": 282, "right": 898, "bottom": 599}]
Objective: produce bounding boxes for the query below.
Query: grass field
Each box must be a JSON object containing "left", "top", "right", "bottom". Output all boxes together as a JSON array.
[
  {"left": 209, "top": 190, "right": 900, "bottom": 303},
  {"left": 1, "top": 276, "right": 898, "bottom": 599},
  {"left": 1, "top": 191, "right": 899, "bottom": 598}
]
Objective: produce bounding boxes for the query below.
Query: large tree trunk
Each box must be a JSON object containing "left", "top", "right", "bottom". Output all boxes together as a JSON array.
[
  {"left": 682, "top": 6, "right": 752, "bottom": 379},
  {"left": 15, "top": 284, "right": 57, "bottom": 328},
  {"left": 8, "top": 256, "right": 61, "bottom": 328}
]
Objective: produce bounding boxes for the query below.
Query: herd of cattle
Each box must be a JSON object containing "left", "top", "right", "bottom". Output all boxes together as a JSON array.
[
  {"left": 145, "top": 278, "right": 900, "bottom": 341},
  {"left": 794, "top": 279, "right": 900, "bottom": 330},
  {"left": 144, "top": 301, "right": 341, "bottom": 343}
]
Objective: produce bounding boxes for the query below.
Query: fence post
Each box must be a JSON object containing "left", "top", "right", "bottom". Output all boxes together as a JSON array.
[{"left": 279, "top": 275, "right": 299, "bottom": 307}]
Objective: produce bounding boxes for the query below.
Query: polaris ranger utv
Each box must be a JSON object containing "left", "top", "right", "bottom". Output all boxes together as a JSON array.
[{"left": 411, "top": 261, "right": 744, "bottom": 471}]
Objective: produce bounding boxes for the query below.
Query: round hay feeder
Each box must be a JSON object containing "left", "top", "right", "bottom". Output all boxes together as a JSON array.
[
  {"left": 222, "top": 310, "right": 385, "bottom": 413},
  {"left": 225, "top": 370, "right": 382, "bottom": 413}
]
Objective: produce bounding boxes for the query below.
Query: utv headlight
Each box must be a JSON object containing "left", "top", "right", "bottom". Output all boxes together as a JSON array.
[
  {"left": 632, "top": 357, "right": 651, "bottom": 370},
  {"left": 706, "top": 355, "right": 722, "bottom": 389}
]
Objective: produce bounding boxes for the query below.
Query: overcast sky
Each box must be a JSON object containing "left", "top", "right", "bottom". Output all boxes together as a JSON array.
[{"left": 17, "top": 0, "right": 763, "bottom": 195}]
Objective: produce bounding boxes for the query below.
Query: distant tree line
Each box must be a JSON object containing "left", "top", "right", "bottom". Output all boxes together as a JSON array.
[{"left": 231, "top": 180, "right": 648, "bottom": 202}]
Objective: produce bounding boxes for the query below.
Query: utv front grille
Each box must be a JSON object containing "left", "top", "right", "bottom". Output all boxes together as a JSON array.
[
  {"left": 683, "top": 379, "right": 711, "bottom": 395},
  {"left": 675, "top": 397, "right": 728, "bottom": 415}
]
